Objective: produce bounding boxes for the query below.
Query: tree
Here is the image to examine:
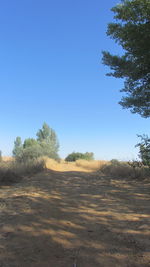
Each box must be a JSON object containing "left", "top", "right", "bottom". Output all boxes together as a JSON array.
[
  {"left": 65, "top": 152, "right": 94, "bottom": 162},
  {"left": 19, "top": 138, "right": 42, "bottom": 162},
  {"left": 102, "top": 0, "right": 150, "bottom": 117},
  {"left": 12, "top": 123, "right": 60, "bottom": 162},
  {"left": 12, "top": 137, "right": 23, "bottom": 158},
  {"left": 84, "top": 152, "right": 94, "bottom": 160},
  {"left": 36, "top": 122, "right": 59, "bottom": 159},
  {"left": 23, "top": 138, "right": 38, "bottom": 149},
  {"left": 19, "top": 145, "right": 43, "bottom": 162},
  {"left": 136, "top": 135, "right": 150, "bottom": 166}
]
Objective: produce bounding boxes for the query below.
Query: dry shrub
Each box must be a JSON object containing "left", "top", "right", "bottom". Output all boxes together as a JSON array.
[
  {"left": 14, "top": 158, "right": 46, "bottom": 176},
  {"left": 0, "top": 158, "right": 45, "bottom": 184},
  {"left": 43, "top": 157, "right": 60, "bottom": 170},
  {"left": 76, "top": 159, "right": 108, "bottom": 171},
  {"left": 101, "top": 161, "right": 150, "bottom": 179},
  {"left": 0, "top": 161, "right": 19, "bottom": 184}
]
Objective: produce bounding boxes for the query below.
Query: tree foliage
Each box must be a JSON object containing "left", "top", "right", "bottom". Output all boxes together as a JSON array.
[
  {"left": 12, "top": 137, "right": 23, "bottom": 159},
  {"left": 102, "top": 0, "right": 150, "bottom": 117},
  {"left": 12, "top": 123, "right": 60, "bottom": 162},
  {"left": 36, "top": 122, "right": 59, "bottom": 159},
  {"left": 136, "top": 135, "right": 150, "bottom": 166},
  {"left": 18, "top": 144, "right": 43, "bottom": 162},
  {"left": 65, "top": 152, "right": 94, "bottom": 162},
  {"left": 23, "top": 138, "right": 38, "bottom": 149}
]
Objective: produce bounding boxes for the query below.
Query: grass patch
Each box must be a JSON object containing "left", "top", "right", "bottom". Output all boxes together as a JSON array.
[
  {"left": 100, "top": 160, "right": 150, "bottom": 179},
  {"left": 44, "top": 157, "right": 108, "bottom": 172},
  {"left": 75, "top": 159, "right": 108, "bottom": 171},
  {"left": 0, "top": 158, "right": 46, "bottom": 184}
]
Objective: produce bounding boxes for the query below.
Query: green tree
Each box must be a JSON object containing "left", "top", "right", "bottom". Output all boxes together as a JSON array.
[
  {"left": 65, "top": 152, "right": 94, "bottom": 162},
  {"left": 19, "top": 144, "right": 43, "bottom": 162},
  {"left": 12, "top": 137, "right": 23, "bottom": 158},
  {"left": 18, "top": 138, "right": 42, "bottom": 162},
  {"left": 136, "top": 135, "right": 150, "bottom": 166},
  {"left": 23, "top": 138, "right": 38, "bottom": 149},
  {"left": 12, "top": 123, "right": 60, "bottom": 162},
  {"left": 102, "top": 0, "right": 150, "bottom": 117},
  {"left": 36, "top": 122, "right": 59, "bottom": 159},
  {"left": 84, "top": 152, "right": 94, "bottom": 160}
]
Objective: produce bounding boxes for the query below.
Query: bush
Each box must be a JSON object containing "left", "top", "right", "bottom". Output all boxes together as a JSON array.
[
  {"left": 16, "top": 144, "right": 43, "bottom": 163},
  {"left": 101, "top": 160, "right": 150, "bottom": 179},
  {"left": 13, "top": 158, "right": 46, "bottom": 175},
  {"left": 101, "top": 161, "right": 132, "bottom": 178},
  {"left": 0, "top": 161, "right": 19, "bottom": 184},
  {"left": 110, "top": 159, "right": 120, "bottom": 166},
  {"left": 65, "top": 152, "right": 94, "bottom": 162},
  {"left": 0, "top": 159, "right": 46, "bottom": 184}
]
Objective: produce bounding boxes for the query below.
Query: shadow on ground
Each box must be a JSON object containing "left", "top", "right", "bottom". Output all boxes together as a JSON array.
[{"left": 0, "top": 170, "right": 150, "bottom": 266}]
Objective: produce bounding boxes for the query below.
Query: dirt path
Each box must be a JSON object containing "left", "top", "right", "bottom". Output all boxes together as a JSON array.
[{"left": 0, "top": 170, "right": 150, "bottom": 267}]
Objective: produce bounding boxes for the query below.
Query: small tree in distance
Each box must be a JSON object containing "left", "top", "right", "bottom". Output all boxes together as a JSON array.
[
  {"left": 12, "top": 123, "right": 60, "bottom": 162},
  {"left": 13, "top": 137, "right": 23, "bottom": 159},
  {"left": 36, "top": 122, "right": 59, "bottom": 160},
  {"left": 65, "top": 152, "right": 94, "bottom": 162}
]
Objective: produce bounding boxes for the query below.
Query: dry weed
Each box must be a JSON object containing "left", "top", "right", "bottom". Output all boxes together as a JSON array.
[
  {"left": 0, "top": 159, "right": 45, "bottom": 184},
  {"left": 101, "top": 161, "right": 150, "bottom": 179},
  {"left": 75, "top": 159, "right": 108, "bottom": 170}
]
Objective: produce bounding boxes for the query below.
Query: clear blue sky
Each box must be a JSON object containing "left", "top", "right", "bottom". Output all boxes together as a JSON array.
[{"left": 0, "top": 0, "right": 149, "bottom": 160}]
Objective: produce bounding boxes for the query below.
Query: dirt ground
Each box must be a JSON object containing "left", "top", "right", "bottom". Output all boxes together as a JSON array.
[{"left": 0, "top": 169, "right": 150, "bottom": 267}]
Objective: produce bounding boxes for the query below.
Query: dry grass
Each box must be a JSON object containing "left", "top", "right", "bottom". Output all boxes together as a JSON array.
[
  {"left": 2, "top": 156, "right": 13, "bottom": 162},
  {"left": 101, "top": 161, "right": 150, "bottom": 179},
  {"left": 75, "top": 159, "right": 108, "bottom": 170},
  {"left": 0, "top": 157, "right": 108, "bottom": 184},
  {"left": 0, "top": 159, "right": 45, "bottom": 184},
  {"left": 1, "top": 156, "right": 149, "bottom": 181},
  {"left": 44, "top": 157, "right": 86, "bottom": 172},
  {"left": 44, "top": 157, "right": 108, "bottom": 172}
]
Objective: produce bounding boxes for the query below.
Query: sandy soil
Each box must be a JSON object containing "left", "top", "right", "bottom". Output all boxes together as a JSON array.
[{"left": 0, "top": 170, "right": 150, "bottom": 267}]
